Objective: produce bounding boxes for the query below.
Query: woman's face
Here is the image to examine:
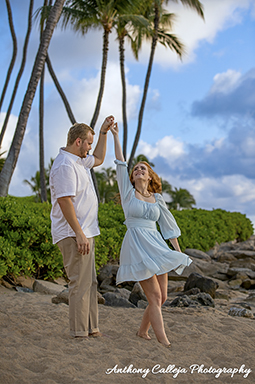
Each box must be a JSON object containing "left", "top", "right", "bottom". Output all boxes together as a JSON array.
[{"left": 132, "top": 163, "right": 151, "bottom": 184}]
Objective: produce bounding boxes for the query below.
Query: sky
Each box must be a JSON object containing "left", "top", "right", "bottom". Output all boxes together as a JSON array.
[{"left": 0, "top": 0, "right": 254, "bottom": 229}]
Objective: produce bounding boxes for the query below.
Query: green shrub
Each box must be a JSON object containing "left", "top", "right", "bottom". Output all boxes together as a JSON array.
[
  {"left": 0, "top": 197, "right": 253, "bottom": 281},
  {"left": 0, "top": 196, "right": 63, "bottom": 280}
]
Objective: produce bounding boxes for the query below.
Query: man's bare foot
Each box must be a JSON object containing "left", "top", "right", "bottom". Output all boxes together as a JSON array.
[
  {"left": 74, "top": 336, "right": 88, "bottom": 339},
  {"left": 89, "top": 331, "right": 104, "bottom": 338},
  {"left": 136, "top": 331, "right": 151, "bottom": 340}
]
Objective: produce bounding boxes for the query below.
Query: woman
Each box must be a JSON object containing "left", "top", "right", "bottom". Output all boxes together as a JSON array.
[{"left": 110, "top": 123, "right": 192, "bottom": 347}]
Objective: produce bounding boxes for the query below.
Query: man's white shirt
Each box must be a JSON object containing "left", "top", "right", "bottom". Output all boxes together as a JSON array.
[{"left": 50, "top": 148, "right": 100, "bottom": 244}]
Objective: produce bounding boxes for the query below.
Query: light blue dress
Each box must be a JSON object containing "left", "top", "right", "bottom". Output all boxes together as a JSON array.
[{"left": 115, "top": 160, "right": 192, "bottom": 285}]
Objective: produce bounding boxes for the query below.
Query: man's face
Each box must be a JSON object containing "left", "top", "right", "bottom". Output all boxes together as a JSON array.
[{"left": 79, "top": 132, "right": 94, "bottom": 158}]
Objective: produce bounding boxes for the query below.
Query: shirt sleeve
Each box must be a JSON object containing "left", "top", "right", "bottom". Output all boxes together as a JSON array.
[
  {"left": 82, "top": 154, "right": 95, "bottom": 169},
  {"left": 114, "top": 159, "right": 133, "bottom": 202},
  {"left": 156, "top": 193, "right": 181, "bottom": 239},
  {"left": 51, "top": 164, "right": 76, "bottom": 199}
]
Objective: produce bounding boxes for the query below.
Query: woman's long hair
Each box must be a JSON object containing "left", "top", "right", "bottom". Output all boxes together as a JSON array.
[{"left": 130, "top": 161, "right": 162, "bottom": 193}]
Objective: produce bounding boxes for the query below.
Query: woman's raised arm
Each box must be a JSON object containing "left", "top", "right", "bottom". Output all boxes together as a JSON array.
[{"left": 110, "top": 122, "right": 125, "bottom": 162}]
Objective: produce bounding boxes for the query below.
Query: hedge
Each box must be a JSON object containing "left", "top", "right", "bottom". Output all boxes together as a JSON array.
[{"left": 0, "top": 196, "right": 253, "bottom": 280}]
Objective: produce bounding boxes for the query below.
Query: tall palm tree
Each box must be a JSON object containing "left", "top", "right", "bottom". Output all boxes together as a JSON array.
[
  {"left": 61, "top": 0, "right": 128, "bottom": 129},
  {"left": 45, "top": 54, "right": 76, "bottom": 124},
  {"left": 0, "top": 0, "right": 66, "bottom": 197},
  {"left": 0, "top": 152, "right": 6, "bottom": 172},
  {"left": 23, "top": 171, "right": 42, "bottom": 202},
  {"left": 0, "top": 0, "right": 17, "bottom": 113},
  {"left": 127, "top": 0, "right": 204, "bottom": 170},
  {"left": 0, "top": 0, "right": 34, "bottom": 148},
  {"left": 94, "top": 166, "right": 118, "bottom": 203},
  {"left": 39, "top": 0, "right": 48, "bottom": 203},
  {"left": 168, "top": 187, "right": 196, "bottom": 210},
  {"left": 114, "top": 2, "right": 149, "bottom": 159}
]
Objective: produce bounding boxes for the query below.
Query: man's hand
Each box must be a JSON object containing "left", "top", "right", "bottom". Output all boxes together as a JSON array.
[
  {"left": 100, "top": 115, "right": 115, "bottom": 134},
  {"left": 76, "top": 231, "right": 90, "bottom": 255},
  {"left": 110, "top": 122, "right": 119, "bottom": 136}
]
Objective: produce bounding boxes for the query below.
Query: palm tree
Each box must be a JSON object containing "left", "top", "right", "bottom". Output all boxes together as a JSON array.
[
  {"left": 0, "top": 0, "right": 34, "bottom": 148},
  {"left": 39, "top": 0, "right": 49, "bottom": 203},
  {"left": 0, "top": 152, "right": 6, "bottom": 172},
  {"left": 127, "top": 0, "right": 204, "bottom": 170},
  {"left": 60, "top": 0, "right": 128, "bottom": 129},
  {"left": 114, "top": 2, "right": 149, "bottom": 159},
  {"left": 0, "top": 0, "right": 66, "bottom": 197},
  {"left": 23, "top": 171, "right": 42, "bottom": 202},
  {"left": 168, "top": 187, "right": 196, "bottom": 210},
  {"left": 94, "top": 166, "right": 118, "bottom": 203},
  {"left": 46, "top": 54, "right": 76, "bottom": 124},
  {"left": 0, "top": 0, "right": 17, "bottom": 113}
]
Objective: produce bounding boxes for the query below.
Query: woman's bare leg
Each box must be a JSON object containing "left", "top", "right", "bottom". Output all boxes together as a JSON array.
[{"left": 138, "top": 274, "right": 170, "bottom": 346}]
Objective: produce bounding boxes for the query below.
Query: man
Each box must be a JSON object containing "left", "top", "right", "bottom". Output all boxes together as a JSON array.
[{"left": 50, "top": 115, "right": 114, "bottom": 338}]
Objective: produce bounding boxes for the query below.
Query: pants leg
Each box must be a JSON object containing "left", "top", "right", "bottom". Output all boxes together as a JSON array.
[{"left": 57, "top": 237, "right": 99, "bottom": 337}]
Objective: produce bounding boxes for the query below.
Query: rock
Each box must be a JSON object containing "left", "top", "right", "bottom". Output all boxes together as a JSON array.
[
  {"left": 241, "top": 279, "right": 255, "bottom": 290},
  {"left": 184, "top": 249, "right": 211, "bottom": 261},
  {"left": 114, "top": 288, "right": 131, "bottom": 300},
  {"left": 217, "top": 240, "right": 237, "bottom": 252},
  {"left": 137, "top": 300, "right": 148, "bottom": 309},
  {"left": 33, "top": 280, "right": 66, "bottom": 295},
  {"left": 129, "top": 282, "right": 147, "bottom": 306},
  {"left": 225, "top": 250, "right": 255, "bottom": 260},
  {"left": 103, "top": 292, "right": 136, "bottom": 308},
  {"left": 245, "top": 293, "right": 255, "bottom": 302},
  {"left": 14, "top": 275, "right": 35, "bottom": 290},
  {"left": 168, "top": 262, "right": 203, "bottom": 281},
  {"left": 227, "top": 268, "right": 255, "bottom": 279},
  {"left": 217, "top": 253, "right": 237, "bottom": 263},
  {"left": 184, "top": 273, "right": 219, "bottom": 298},
  {"left": 228, "top": 279, "right": 242, "bottom": 287},
  {"left": 14, "top": 287, "right": 34, "bottom": 293},
  {"left": 99, "top": 277, "right": 114, "bottom": 291},
  {"left": 215, "top": 290, "right": 230, "bottom": 300},
  {"left": 52, "top": 289, "right": 105, "bottom": 305},
  {"left": 167, "top": 282, "right": 185, "bottom": 294},
  {"left": 206, "top": 243, "right": 220, "bottom": 259},
  {"left": 176, "top": 288, "right": 201, "bottom": 296},
  {"left": 52, "top": 289, "right": 69, "bottom": 305},
  {"left": 166, "top": 293, "right": 215, "bottom": 308},
  {"left": 228, "top": 307, "right": 253, "bottom": 318},
  {"left": 191, "top": 259, "right": 229, "bottom": 277},
  {"left": 230, "top": 258, "right": 255, "bottom": 271},
  {"left": 97, "top": 265, "right": 119, "bottom": 284},
  {"left": 0, "top": 279, "right": 14, "bottom": 289},
  {"left": 53, "top": 277, "right": 68, "bottom": 286}
]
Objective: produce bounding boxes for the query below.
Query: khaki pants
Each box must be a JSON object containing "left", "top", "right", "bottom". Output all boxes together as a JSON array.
[{"left": 57, "top": 237, "right": 99, "bottom": 337}]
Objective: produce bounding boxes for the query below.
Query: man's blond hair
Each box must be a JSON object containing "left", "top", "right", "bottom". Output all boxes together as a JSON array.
[{"left": 67, "top": 123, "right": 95, "bottom": 146}]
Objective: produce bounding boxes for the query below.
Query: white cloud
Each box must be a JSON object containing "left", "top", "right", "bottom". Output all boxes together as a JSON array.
[
  {"left": 0, "top": 113, "right": 18, "bottom": 153},
  {"left": 138, "top": 135, "right": 185, "bottom": 162},
  {"left": 210, "top": 70, "right": 242, "bottom": 94},
  {"left": 131, "top": 0, "right": 253, "bottom": 68}
]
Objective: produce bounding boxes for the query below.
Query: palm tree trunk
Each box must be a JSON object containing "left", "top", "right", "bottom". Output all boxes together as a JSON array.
[
  {"left": 119, "top": 35, "right": 128, "bottom": 161},
  {"left": 90, "top": 29, "right": 109, "bottom": 129},
  {"left": 39, "top": 65, "right": 48, "bottom": 202},
  {"left": 0, "top": 0, "right": 17, "bottom": 113},
  {"left": 127, "top": 3, "right": 159, "bottom": 171},
  {"left": 0, "top": 0, "right": 66, "bottom": 197},
  {"left": 46, "top": 54, "right": 76, "bottom": 124},
  {"left": 0, "top": 0, "right": 34, "bottom": 148}
]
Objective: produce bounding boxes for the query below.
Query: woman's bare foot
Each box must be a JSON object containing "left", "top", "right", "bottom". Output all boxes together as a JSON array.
[
  {"left": 159, "top": 341, "right": 171, "bottom": 348},
  {"left": 136, "top": 331, "right": 151, "bottom": 340}
]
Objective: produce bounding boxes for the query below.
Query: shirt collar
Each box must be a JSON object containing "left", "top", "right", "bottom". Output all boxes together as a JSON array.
[{"left": 60, "top": 147, "right": 84, "bottom": 165}]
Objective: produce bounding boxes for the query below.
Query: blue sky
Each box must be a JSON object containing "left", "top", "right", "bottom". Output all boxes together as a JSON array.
[{"left": 0, "top": 0, "right": 254, "bottom": 228}]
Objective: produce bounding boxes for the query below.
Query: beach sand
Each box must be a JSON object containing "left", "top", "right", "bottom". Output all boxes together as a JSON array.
[{"left": 0, "top": 285, "right": 255, "bottom": 384}]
